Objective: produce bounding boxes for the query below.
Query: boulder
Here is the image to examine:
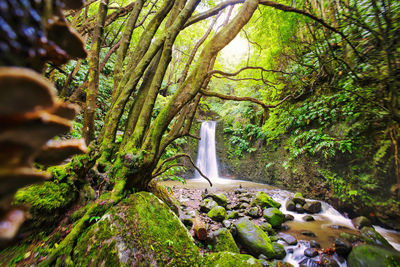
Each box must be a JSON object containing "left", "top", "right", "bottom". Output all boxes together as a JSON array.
[
  {"left": 295, "top": 204, "right": 304, "bottom": 213},
  {"left": 303, "top": 201, "right": 322, "bottom": 214},
  {"left": 310, "top": 240, "right": 321, "bottom": 248},
  {"left": 259, "top": 222, "right": 275, "bottom": 235},
  {"left": 235, "top": 188, "right": 248, "bottom": 194},
  {"left": 334, "top": 238, "right": 352, "bottom": 257},
  {"left": 301, "top": 231, "right": 316, "bottom": 237},
  {"left": 208, "top": 206, "right": 227, "bottom": 222},
  {"left": 272, "top": 242, "right": 286, "bottom": 259},
  {"left": 227, "top": 211, "right": 240, "bottom": 219},
  {"left": 303, "top": 215, "right": 315, "bottom": 222},
  {"left": 247, "top": 207, "right": 261, "bottom": 218},
  {"left": 304, "top": 248, "right": 318, "bottom": 257},
  {"left": 285, "top": 214, "right": 294, "bottom": 221},
  {"left": 285, "top": 200, "right": 296, "bottom": 211},
  {"left": 205, "top": 193, "right": 227, "bottom": 207},
  {"left": 352, "top": 216, "right": 372, "bottom": 229},
  {"left": 72, "top": 192, "right": 201, "bottom": 266},
  {"left": 347, "top": 244, "right": 400, "bottom": 267},
  {"left": 278, "top": 233, "right": 297, "bottom": 245},
  {"left": 251, "top": 192, "right": 281, "bottom": 209},
  {"left": 263, "top": 208, "right": 285, "bottom": 228},
  {"left": 200, "top": 198, "right": 218, "bottom": 213},
  {"left": 179, "top": 213, "right": 193, "bottom": 227},
  {"left": 292, "top": 192, "right": 306, "bottom": 205},
  {"left": 360, "top": 227, "right": 393, "bottom": 249},
  {"left": 234, "top": 217, "right": 275, "bottom": 258},
  {"left": 320, "top": 255, "right": 340, "bottom": 267},
  {"left": 223, "top": 220, "right": 232, "bottom": 229},
  {"left": 204, "top": 252, "right": 262, "bottom": 267},
  {"left": 211, "top": 228, "right": 239, "bottom": 253}
]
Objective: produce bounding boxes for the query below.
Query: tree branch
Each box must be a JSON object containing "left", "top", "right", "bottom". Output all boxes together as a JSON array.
[{"left": 209, "top": 66, "right": 295, "bottom": 77}]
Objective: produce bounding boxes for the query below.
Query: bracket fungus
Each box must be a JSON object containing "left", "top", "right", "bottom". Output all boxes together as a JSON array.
[{"left": 0, "top": 0, "right": 87, "bottom": 241}]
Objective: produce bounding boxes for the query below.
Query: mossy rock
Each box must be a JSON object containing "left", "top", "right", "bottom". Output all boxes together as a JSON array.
[
  {"left": 211, "top": 228, "right": 239, "bottom": 253},
  {"left": 205, "top": 193, "right": 227, "bottom": 207},
  {"left": 234, "top": 217, "right": 275, "bottom": 259},
  {"left": 251, "top": 192, "right": 281, "bottom": 209},
  {"left": 263, "top": 208, "right": 284, "bottom": 228},
  {"left": 272, "top": 242, "right": 286, "bottom": 260},
  {"left": 208, "top": 206, "right": 227, "bottom": 222},
  {"left": 73, "top": 192, "right": 201, "bottom": 266},
  {"left": 148, "top": 180, "right": 180, "bottom": 215},
  {"left": 259, "top": 222, "right": 275, "bottom": 236},
  {"left": 204, "top": 252, "right": 262, "bottom": 267},
  {"left": 227, "top": 211, "right": 239, "bottom": 219},
  {"left": 360, "top": 227, "right": 393, "bottom": 249},
  {"left": 347, "top": 244, "right": 400, "bottom": 267},
  {"left": 292, "top": 192, "right": 306, "bottom": 205},
  {"left": 200, "top": 198, "right": 218, "bottom": 213}
]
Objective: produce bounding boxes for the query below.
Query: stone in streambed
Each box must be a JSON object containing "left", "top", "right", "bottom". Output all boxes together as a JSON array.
[
  {"left": 278, "top": 233, "right": 297, "bottom": 245},
  {"left": 310, "top": 240, "right": 321, "bottom": 248},
  {"left": 334, "top": 238, "right": 352, "bottom": 257},
  {"left": 211, "top": 228, "right": 239, "bottom": 253},
  {"left": 303, "top": 201, "right": 322, "bottom": 214},
  {"left": 259, "top": 222, "right": 275, "bottom": 236},
  {"left": 285, "top": 200, "right": 296, "bottom": 211},
  {"left": 301, "top": 230, "right": 316, "bottom": 237},
  {"left": 208, "top": 206, "right": 227, "bottom": 222},
  {"left": 272, "top": 242, "right": 286, "bottom": 259},
  {"left": 247, "top": 207, "right": 261, "bottom": 218},
  {"left": 251, "top": 191, "right": 281, "bottom": 209},
  {"left": 292, "top": 192, "right": 306, "bottom": 205},
  {"left": 227, "top": 210, "right": 240, "bottom": 219},
  {"left": 200, "top": 198, "right": 218, "bottom": 213},
  {"left": 360, "top": 226, "right": 393, "bottom": 249},
  {"left": 304, "top": 248, "right": 318, "bottom": 257},
  {"left": 205, "top": 193, "right": 227, "bottom": 207},
  {"left": 352, "top": 216, "right": 372, "bottom": 229},
  {"left": 303, "top": 215, "right": 315, "bottom": 221},
  {"left": 234, "top": 217, "right": 275, "bottom": 258},
  {"left": 295, "top": 203, "right": 304, "bottom": 213},
  {"left": 285, "top": 214, "right": 294, "bottom": 221},
  {"left": 263, "top": 207, "right": 284, "bottom": 228},
  {"left": 347, "top": 244, "right": 400, "bottom": 267},
  {"left": 204, "top": 252, "right": 262, "bottom": 267}
]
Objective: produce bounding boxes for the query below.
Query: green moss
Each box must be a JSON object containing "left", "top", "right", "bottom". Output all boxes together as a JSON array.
[
  {"left": 263, "top": 208, "right": 284, "bottom": 228},
  {"left": 251, "top": 192, "right": 281, "bottom": 209},
  {"left": 212, "top": 228, "right": 239, "bottom": 253},
  {"left": 348, "top": 244, "right": 400, "bottom": 267},
  {"left": 0, "top": 244, "right": 29, "bottom": 266},
  {"left": 207, "top": 206, "right": 227, "bottom": 222},
  {"left": 204, "top": 252, "right": 262, "bottom": 267}
]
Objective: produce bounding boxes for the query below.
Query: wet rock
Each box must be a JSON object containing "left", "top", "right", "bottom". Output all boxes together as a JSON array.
[
  {"left": 285, "top": 214, "right": 294, "bottom": 221},
  {"left": 352, "top": 216, "right": 372, "bottom": 229},
  {"left": 287, "top": 248, "right": 294, "bottom": 254},
  {"left": 303, "top": 215, "right": 315, "bottom": 221},
  {"left": 360, "top": 226, "right": 393, "bottom": 249},
  {"left": 310, "top": 240, "right": 321, "bottom": 248},
  {"left": 211, "top": 228, "right": 239, "bottom": 253},
  {"left": 301, "top": 230, "right": 316, "bottom": 237},
  {"left": 295, "top": 204, "right": 304, "bottom": 213},
  {"left": 239, "top": 197, "right": 251, "bottom": 204},
  {"left": 329, "top": 225, "right": 349, "bottom": 230},
  {"left": 251, "top": 192, "right": 281, "bottom": 209},
  {"left": 227, "top": 210, "right": 240, "bottom": 219},
  {"left": 299, "top": 258, "right": 321, "bottom": 267},
  {"left": 347, "top": 244, "right": 400, "bottom": 267},
  {"left": 292, "top": 192, "right": 306, "bottom": 205},
  {"left": 205, "top": 193, "right": 228, "bottom": 207},
  {"left": 247, "top": 207, "right": 261, "bottom": 218},
  {"left": 240, "top": 203, "right": 250, "bottom": 210},
  {"left": 269, "top": 235, "right": 279, "bottom": 242},
  {"left": 272, "top": 242, "right": 286, "bottom": 259},
  {"left": 285, "top": 200, "right": 296, "bottom": 211},
  {"left": 180, "top": 213, "right": 193, "bottom": 227},
  {"left": 278, "top": 233, "right": 297, "bottom": 245},
  {"left": 259, "top": 222, "right": 275, "bottom": 235},
  {"left": 204, "top": 252, "right": 263, "bottom": 266},
  {"left": 235, "top": 188, "right": 248, "bottom": 194},
  {"left": 234, "top": 217, "right": 275, "bottom": 258},
  {"left": 208, "top": 206, "right": 227, "bottom": 222},
  {"left": 334, "top": 238, "right": 352, "bottom": 257},
  {"left": 320, "top": 254, "right": 340, "bottom": 267},
  {"left": 269, "top": 260, "right": 294, "bottom": 267},
  {"left": 281, "top": 224, "right": 290, "bottom": 231},
  {"left": 339, "top": 232, "right": 363, "bottom": 243},
  {"left": 263, "top": 208, "right": 285, "bottom": 228},
  {"left": 303, "top": 201, "right": 322, "bottom": 214},
  {"left": 223, "top": 220, "right": 232, "bottom": 229},
  {"left": 304, "top": 248, "right": 318, "bottom": 257},
  {"left": 200, "top": 198, "right": 218, "bottom": 213}
]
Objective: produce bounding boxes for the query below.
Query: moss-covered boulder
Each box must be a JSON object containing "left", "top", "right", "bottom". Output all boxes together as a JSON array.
[
  {"left": 303, "top": 201, "right": 321, "bottom": 214},
  {"left": 208, "top": 206, "right": 227, "bottom": 222},
  {"left": 347, "top": 244, "right": 400, "bottom": 267},
  {"left": 204, "top": 252, "right": 262, "bottom": 267},
  {"left": 234, "top": 217, "right": 275, "bottom": 258},
  {"left": 211, "top": 228, "right": 239, "bottom": 253},
  {"left": 352, "top": 216, "right": 372, "bottom": 229},
  {"left": 205, "top": 193, "right": 228, "bottom": 207},
  {"left": 246, "top": 207, "right": 261, "bottom": 218},
  {"left": 227, "top": 210, "right": 240, "bottom": 219},
  {"left": 251, "top": 192, "right": 281, "bottom": 209},
  {"left": 360, "top": 227, "right": 393, "bottom": 249},
  {"left": 292, "top": 192, "right": 306, "bottom": 205},
  {"left": 73, "top": 192, "right": 201, "bottom": 266},
  {"left": 272, "top": 242, "right": 286, "bottom": 259},
  {"left": 285, "top": 200, "right": 296, "bottom": 211},
  {"left": 200, "top": 198, "right": 218, "bottom": 213},
  {"left": 263, "top": 208, "right": 285, "bottom": 228},
  {"left": 259, "top": 222, "right": 275, "bottom": 236}
]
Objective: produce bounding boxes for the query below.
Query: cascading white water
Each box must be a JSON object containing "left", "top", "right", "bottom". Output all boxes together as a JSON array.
[{"left": 195, "top": 121, "right": 224, "bottom": 182}]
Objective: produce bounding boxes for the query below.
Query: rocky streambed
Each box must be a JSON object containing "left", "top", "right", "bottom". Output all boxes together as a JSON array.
[{"left": 163, "top": 179, "right": 400, "bottom": 266}]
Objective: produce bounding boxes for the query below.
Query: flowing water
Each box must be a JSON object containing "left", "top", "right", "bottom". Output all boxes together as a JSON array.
[{"left": 165, "top": 121, "right": 400, "bottom": 266}]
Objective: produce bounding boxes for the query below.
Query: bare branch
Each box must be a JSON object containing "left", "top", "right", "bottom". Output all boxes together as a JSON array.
[
  {"left": 152, "top": 163, "right": 185, "bottom": 178},
  {"left": 209, "top": 66, "right": 295, "bottom": 77}
]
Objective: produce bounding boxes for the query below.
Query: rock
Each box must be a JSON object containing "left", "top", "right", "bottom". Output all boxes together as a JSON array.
[
  {"left": 259, "top": 222, "right": 275, "bottom": 235},
  {"left": 270, "top": 235, "right": 279, "bottom": 242},
  {"left": 281, "top": 224, "right": 290, "bottom": 231},
  {"left": 299, "top": 258, "right": 321, "bottom": 267},
  {"left": 304, "top": 248, "right": 318, "bottom": 257},
  {"left": 247, "top": 207, "right": 261, "bottom": 218},
  {"left": 272, "top": 242, "right": 286, "bottom": 259},
  {"left": 263, "top": 208, "right": 285, "bottom": 228},
  {"left": 239, "top": 197, "right": 251, "bottom": 204},
  {"left": 301, "top": 230, "right": 316, "bottom": 237},
  {"left": 285, "top": 200, "right": 296, "bottom": 211},
  {"left": 251, "top": 192, "right": 281, "bottom": 209},
  {"left": 352, "top": 216, "right": 372, "bottom": 229},
  {"left": 292, "top": 192, "right": 306, "bottom": 205},
  {"left": 234, "top": 217, "right": 275, "bottom": 258},
  {"left": 334, "top": 238, "right": 352, "bottom": 257},
  {"left": 227, "top": 211, "right": 240, "bottom": 219},
  {"left": 235, "top": 188, "right": 248, "bottom": 194},
  {"left": 180, "top": 213, "right": 193, "bottom": 227},
  {"left": 208, "top": 206, "right": 227, "bottom": 222},
  {"left": 200, "top": 198, "right": 218, "bottom": 213},
  {"left": 223, "top": 220, "right": 232, "bottom": 228},
  {"left": 285, "top": 214, "right": 294, "bottom": 221},
  {"left": 211, "top": 228, "right": 239, "bottom": 253},
  {"left": 310, "top": 240, "right": 321, "bottom": 248},
  {"left": 72, "top": 192, "right": 201, "bottom": 266},
  {"left": 329, "top": 225, "right": 350, "bottom": 230},
  {"left": 339, "top": 232, "right": 363, "bottom": 243},
  {"left": 295, "top": 204, "right": 304, "bottom": 213},
  {"left": 303, "top": 215, "right": 315, "bottom": 221},
  {"left": 360, "top": 226, "right": 393, "bottom": 249},
  {"left": 278, "top": 233, "right": 297, "bottom": 245},
  {"left": 347, "top": 244, "right": 400, "bottom": 267},
  {"left": 320, "top": 255, "right": 340, "bottom": 267},
  {"left": 204, "top": 252, "right": 263, "bottom": 267},
  {"left": 240, "top": 203, "right": 250, "bottom": 210},
  {"left": 269, "top": 260, "right": 294, "bottom": 267},
  {"left": 303, "top": 201, "right": 322, "bottom": 214},
  {"left": 205, "top": 193, "right": 228, "bottom": 207}
]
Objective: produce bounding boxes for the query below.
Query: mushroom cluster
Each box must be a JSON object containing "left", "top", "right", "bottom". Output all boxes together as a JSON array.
[{"left": 0, "top": 0, "right": 87, "bottom": 241}]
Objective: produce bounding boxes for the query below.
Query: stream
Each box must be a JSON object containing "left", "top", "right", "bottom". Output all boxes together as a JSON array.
[{"left": 163, "top": 121, "right": 400, "bottom": 266}]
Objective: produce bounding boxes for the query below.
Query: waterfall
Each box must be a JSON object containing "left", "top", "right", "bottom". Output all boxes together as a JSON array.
[{"left": 195, "top": 121, "right": 223, "bottom": 181}]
